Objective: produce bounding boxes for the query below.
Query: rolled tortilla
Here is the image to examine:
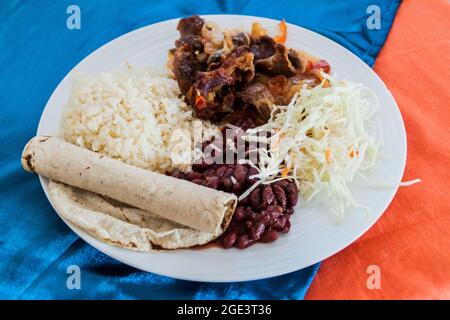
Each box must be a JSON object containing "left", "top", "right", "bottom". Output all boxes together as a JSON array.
[{"left": 22, "top": 136, "right": 237, "bottom": 235}]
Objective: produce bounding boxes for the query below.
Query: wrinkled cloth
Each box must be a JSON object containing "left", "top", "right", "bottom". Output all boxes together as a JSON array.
[
  {"left": 306, "top": 0, "right": 450, "bottom": 300},
  {"left": 0, "top": 0, "right": 400, "bottom": 299}
]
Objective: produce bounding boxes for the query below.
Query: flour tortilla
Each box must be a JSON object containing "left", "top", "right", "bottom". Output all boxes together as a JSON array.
[{"left": 22, "top": 136, "right": 237, "bottom": 250}]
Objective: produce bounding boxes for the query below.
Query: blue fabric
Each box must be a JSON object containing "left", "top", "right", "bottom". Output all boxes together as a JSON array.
[{"left": 0, "top": 0, "right": 400, "bottom": 299}]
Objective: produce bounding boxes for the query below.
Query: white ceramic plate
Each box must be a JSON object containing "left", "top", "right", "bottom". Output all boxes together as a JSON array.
[{"left": 37, "top": 15, "right": 406, "bottom": 282}]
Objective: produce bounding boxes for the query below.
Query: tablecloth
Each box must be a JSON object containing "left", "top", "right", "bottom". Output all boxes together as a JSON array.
[
  {"left": 306, "top": 0, "right": 450, "bottom": 300},
  {"left": 0, "top": 0, "right": 400, "bottom": 299}
]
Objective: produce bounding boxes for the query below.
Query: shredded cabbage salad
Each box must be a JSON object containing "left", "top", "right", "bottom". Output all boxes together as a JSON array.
[{"left": 239, "top": 73, "right": 383, "bottom": 220}]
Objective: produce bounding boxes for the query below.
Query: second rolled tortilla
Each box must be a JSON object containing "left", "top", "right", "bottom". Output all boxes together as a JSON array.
[{"left": 22, "top": 136, "right": 237, "bottom": 235}]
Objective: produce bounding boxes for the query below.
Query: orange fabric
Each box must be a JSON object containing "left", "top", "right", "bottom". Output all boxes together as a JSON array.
[{"left": 305, "top": 0, "right": 450, "bottom": 300}]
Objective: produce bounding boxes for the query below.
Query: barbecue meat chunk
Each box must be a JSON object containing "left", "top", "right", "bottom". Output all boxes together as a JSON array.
[
  {"left": 232, "top": 32, "right": 251, "bottom": 48},
  {"left": 239, "top": 82, "right": 275, "bottom": 120},
  {"left": 172, "top": 15, "right": 207, "bottom": 94},
  {"left": 221, "top": 46, "right": 255, "bottom": 85},
  {"left": 250, "top": 35, "right": 276, "bottom": 60},
  {"left": 186, "top": 46, "right": 255, "bottom": 120},
  {"left": 240, "top": 71, "right": 321, "bottom": 120},
  {"left": 255, "top": 43, "right": 303, "bottom": 76},
  {"left": 177, "top": 15, "right": 204, "bottom": 36},
  {"left": 172, "top": 46, "right": 205, "bottom": 94},
  {"left": 175, "top": 15, "right": 205, "bottom": 50}
]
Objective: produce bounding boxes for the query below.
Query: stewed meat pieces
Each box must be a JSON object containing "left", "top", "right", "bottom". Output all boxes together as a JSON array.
[
  {"left": 255, "top": 43, "right": 303, "bottom": 76},
  {"left": 171, "top": 15, "right": 330, "bottom": 122},
  {"left": 249, "top": 35, "right": 276, "bottom": 59},
  {"left": 239, "top": 82, "right": 274, "bottom": 120},
  {"left": 175, "top": 15, "right": 204, "bottom": 49},
  {"left": 186, "top": 46, "right": 255, "bottom": 120},
  {"left": 172, "top": 48, "right": 204, "bottom": 94},
  {"left": 172, "top": 15, "right": 206, "bottom": 94}
]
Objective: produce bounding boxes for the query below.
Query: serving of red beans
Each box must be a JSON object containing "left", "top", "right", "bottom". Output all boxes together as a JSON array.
[
  {"left": 168, "top": 118, "right": 299, "bottom": 249},
  {"left": 223, "top": 179, "right": 298, "bottom": 249}
]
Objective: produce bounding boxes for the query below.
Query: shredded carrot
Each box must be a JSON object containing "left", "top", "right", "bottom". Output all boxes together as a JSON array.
[
  {"left": 281, "top": 167, "right": 290, "bottom": 178},
  {"left": 325, "top": 148, "right": 332, "bottom": 163},
  {"left": 273, "top": 19, "right": 287, "bottom": 43},
  {"left": 349, "top": 149, "right": 359, "bottom": 158},
  {"left": 195, "top": 95, "right": 206, "bottom": 110}
]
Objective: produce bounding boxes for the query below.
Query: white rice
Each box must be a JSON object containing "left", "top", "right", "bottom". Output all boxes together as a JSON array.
[{"left": 63, "top": 67, "right": 218, "bottom": 173}]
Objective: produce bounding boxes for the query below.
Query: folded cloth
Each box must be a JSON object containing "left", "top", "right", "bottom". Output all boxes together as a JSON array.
[{"left": 0, "top": 0, "right": 400, "bottom": 299}]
